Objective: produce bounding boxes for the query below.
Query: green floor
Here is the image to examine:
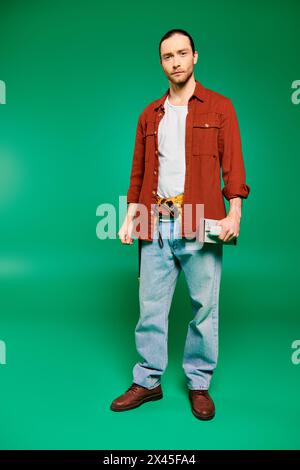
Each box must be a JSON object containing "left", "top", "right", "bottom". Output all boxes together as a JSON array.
[{"left": 1, "top": 247, "right": 299, "bottom": 450}]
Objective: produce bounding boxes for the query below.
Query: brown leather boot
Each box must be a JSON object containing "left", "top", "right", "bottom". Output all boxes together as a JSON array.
[
  {"left": 110, "top": 383, "right": 163, "bottom": 412},
  {"left": 188, "top": 389, "right": 215, "bottom": 420}
]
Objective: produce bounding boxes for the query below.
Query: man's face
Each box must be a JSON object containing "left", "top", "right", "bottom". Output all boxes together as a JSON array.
[{"left": 160, "top": 33, "right": 198, "bottom": 85}]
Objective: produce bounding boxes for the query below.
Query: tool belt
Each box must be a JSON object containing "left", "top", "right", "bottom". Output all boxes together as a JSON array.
[
  {"left": 155, "top": 193, "right": 184, "bottom": 219},
  {"left": 138, "top": 193, "right": 184, "bottom": 281}
]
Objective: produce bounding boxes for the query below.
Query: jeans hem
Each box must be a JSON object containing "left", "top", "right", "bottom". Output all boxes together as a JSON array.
[
  {"left": 188, "top": 386, "right": 209, "bottom": 391},
  {"left": 133, "top": 381, "right": 161, "bottom": 390}
]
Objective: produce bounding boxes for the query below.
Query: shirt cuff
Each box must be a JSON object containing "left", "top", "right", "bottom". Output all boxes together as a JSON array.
[{"left": 222, "top": 183, "right": 250, "bottom": 200}]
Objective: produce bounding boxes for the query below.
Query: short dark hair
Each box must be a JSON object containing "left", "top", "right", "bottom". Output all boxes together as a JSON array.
[{"left": 159, "top": 29, "right": 195, "bottom": 59}]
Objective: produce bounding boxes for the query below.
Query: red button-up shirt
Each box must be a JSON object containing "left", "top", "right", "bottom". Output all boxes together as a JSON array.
[{"left": 126, "top": 79, "right": 250, "bottom": 241}]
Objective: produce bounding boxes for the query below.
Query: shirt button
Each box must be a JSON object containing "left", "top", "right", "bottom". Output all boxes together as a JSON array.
[
  {"left": 152, "top": 190, "right": 156, "bottom": 195},
  {"left": 155, "top": 150, "right": 158, "bottom": 154},
  {"left": 154, "top": 131, "right": 157, "bottom": 135},
  {"left": 154, "top": 170, "right": 157, "bottom": 175},
  {"left": 205, "top": 123, "right": 209, "bottom": 127}
]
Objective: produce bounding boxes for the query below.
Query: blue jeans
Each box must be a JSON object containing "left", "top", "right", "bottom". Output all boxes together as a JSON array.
[{"left": 132, "top": 214, "right": 223, "bottom": 390}]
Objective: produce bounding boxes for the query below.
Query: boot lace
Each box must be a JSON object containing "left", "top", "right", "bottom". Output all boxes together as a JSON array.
[{"left": 126, "top": 383, "right": 143, "bottom": 394}]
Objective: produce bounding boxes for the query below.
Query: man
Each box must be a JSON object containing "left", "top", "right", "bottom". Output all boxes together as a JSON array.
[{"left": 110, "top": 29, "right": 250, "bottom": 420}]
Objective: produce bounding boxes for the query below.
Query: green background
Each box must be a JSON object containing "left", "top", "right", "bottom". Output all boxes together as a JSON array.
[{"left": 0, "top": 0, "right": 299, "bottom": 450}]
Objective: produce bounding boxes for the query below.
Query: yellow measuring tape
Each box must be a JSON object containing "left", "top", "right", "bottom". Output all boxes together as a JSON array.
[{"left": 156, "top": 192, "right": 184, "bottom": 206}]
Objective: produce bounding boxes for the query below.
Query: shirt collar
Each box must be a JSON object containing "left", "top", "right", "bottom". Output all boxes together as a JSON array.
[{"left": 154, "top": 78, "right": 206, "bottom": 111}]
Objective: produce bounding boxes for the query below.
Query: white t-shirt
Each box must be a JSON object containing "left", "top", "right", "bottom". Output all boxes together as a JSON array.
[{"left": 157, "top": 95, "right": 188, "bottom": 198}]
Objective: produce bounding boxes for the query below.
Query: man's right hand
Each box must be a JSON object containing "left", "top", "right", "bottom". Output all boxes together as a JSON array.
[{"left": 118, "top": 217, "right": 135, "bottom": 245}]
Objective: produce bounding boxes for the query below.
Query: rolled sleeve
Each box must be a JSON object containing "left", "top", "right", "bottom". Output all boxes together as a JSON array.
[
  {"left": 219, "top": 98, "right": 250, "bottom": 201},
  {"left": 126, "top": 113, "right": 145, "bottom": 204}
]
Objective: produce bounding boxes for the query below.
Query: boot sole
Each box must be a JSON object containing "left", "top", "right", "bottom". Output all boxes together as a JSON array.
[
  {"left": 191, "top": 408, "right": 215, "bottom": 420},
  {"left": 110, "top": 393, "right": 163, "bottom": 412}
]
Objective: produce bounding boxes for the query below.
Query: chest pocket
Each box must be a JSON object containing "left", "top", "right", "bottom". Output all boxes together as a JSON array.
[{"left": 192, "top": 113, "right": 221, "bottom": 156}]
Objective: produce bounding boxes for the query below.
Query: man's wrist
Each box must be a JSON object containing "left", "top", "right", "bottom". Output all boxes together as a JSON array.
[
  {"left": 228, "top": 208, "right": 242, "bottom": 219},
  {"left": 228, "top": 197, "right": 242, "bottom": 219},
  {"left": 126, "top": 214, "right": 136, "bottom": 223},
  {"left": 126, "top": 202, "right": 138, "bottom": 221}
]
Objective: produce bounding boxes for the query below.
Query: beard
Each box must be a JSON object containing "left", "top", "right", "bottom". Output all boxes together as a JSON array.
[{"left": 169, "top": 69, "right": 193, "bottom": 87}]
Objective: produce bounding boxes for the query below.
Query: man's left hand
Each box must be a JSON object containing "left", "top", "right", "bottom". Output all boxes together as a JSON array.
[{"left": 216, "top": 214, "right": 240, "bottom": 242}]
